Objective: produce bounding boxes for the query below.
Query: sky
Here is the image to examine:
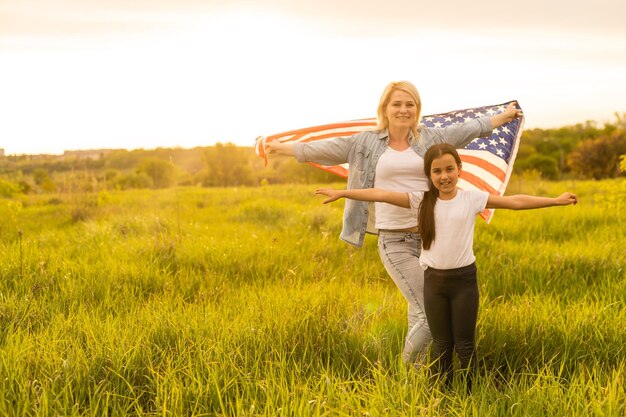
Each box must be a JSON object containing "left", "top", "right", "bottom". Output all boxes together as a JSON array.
[{"left": 1, "top": 0, "right": 625, "bottom": 155}]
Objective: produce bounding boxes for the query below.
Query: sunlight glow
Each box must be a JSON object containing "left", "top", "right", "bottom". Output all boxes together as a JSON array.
[{"left": 1, "top": 7, "right": 625, "bottom": 155}]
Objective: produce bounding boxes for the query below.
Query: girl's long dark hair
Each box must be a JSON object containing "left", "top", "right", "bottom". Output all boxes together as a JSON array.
[{"left": 418, "top": 144, "right": 462, "bottom": 250}]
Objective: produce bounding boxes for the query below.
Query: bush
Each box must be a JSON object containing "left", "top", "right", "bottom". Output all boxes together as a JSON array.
[
  {"left": 567, "top": 133, "right": 626, "bottom": 179},
  {"left": 0, "top": 178, "right": 19, "bottom": 197},
  {"left": 138, "top": 158, "right": 178, "bottom": 188},
  {"left": 114, "top": 172, "right": 152, "bottom": 190},
  {"left": 518, "top": 154, "right": 559, "bottom": 180}
]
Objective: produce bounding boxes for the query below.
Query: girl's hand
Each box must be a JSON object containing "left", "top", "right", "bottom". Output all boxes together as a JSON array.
[
  {"left": 315, "top": 188, "right": 343, "bottom": 204},
  {"left": 556, "top": 192, "right": 578, "bottom": 206}
]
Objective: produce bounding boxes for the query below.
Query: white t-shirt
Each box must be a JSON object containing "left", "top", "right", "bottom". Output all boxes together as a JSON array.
[
  {"left": 374, "top": 147, "right": 428, "bottom": 229},
  {"left": 409, "top": 189, "right": 489, "bottom": 270}
]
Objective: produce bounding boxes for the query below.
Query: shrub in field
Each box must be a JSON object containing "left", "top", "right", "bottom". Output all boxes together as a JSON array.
[
  {"left": 70, "top": 195, "right": 99, "bottom": 223},
  {"left": 0, "top": 178, "right": 20, "bottom": 197},
  {"left": 567, "top": 132, "right": 626, "bottom": 179}
]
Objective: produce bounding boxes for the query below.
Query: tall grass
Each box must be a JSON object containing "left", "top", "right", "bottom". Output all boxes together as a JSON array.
[{"left": 0, "top": 178, "right": 624, "bottom": 416}]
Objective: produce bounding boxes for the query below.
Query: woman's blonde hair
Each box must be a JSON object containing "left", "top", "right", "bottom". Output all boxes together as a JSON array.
[{"left": 376, "top": 81, "right": 422, "bottom": 137}]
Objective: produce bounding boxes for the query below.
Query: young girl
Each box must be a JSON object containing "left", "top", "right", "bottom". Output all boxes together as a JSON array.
[{"left": 315, "top": 143, "right": 578, "bottom": 389}]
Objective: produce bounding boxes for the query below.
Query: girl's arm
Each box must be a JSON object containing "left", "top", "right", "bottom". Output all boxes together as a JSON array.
[
  {"left": 315, "top": 188, "right": 411, "bottom": 208},
  {"left": 486, "top": 192, "right": 578, "bottom": 210}
]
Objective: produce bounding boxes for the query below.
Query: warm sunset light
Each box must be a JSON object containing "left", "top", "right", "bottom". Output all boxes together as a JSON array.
[
  {"left": 1, "top": 4, "right": 625, "bottom": 414},
  {"left": 1, "top": 0, "right": 625, "bottom": 155}
]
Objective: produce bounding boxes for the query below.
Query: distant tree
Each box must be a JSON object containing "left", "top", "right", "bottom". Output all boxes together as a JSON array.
[
  {"left": 516, "top": 115, "right": 626, "bottom": 179},
  {"left": 138, "top": 157, "right": 177, "bottom": 188},
  {"left": 97, "top": 169, "right": 122, "bottom": 190},
  {"left": 517, "top": 154, "right": 559, "bottom": 180},
  {"left": 567, "top": 132, "right": 626, "bottom": 179},
  {"left": 202, "top": 143, "right": 255, "bottom": 187},
  {"left": 116, "top": 172, "right": 153, "bottom": 190},
  {"left": 274, "top": 158, "right": 342, "bottom": 184},
  {"left": 514, "top": 143, "right": 538, "bottom": 166},
  {"left": 105, "top": 150, "right": 143, "bottom": 170},
  {"left": 620, "top": 154, "right": 626, "bottom": 173},
  {"left": 153, "top": 147, "right": 206, "bottom": 175}
]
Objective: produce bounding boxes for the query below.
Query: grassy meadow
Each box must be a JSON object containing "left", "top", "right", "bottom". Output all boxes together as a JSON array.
[{"left": 0, "top": 177, "right": 624, "bottom": 416}]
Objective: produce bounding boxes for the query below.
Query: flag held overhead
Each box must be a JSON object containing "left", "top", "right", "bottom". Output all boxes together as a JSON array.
[{"left": 255, "top": 101, "right": 524, "bottom": 222}]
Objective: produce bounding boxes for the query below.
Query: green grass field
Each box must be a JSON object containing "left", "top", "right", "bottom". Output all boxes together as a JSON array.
[{"left": 0, "top": 178, "right": 624, "bottom": 416}]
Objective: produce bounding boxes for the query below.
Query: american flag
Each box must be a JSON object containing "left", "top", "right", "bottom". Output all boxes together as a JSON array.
[{"left": 255, "top": 101, "right": 524, "bottom": 222}]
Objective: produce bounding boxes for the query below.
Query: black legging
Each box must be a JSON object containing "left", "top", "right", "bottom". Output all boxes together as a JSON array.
[{"left": 423, "top": 263, "right": 478, "bottom": 388}]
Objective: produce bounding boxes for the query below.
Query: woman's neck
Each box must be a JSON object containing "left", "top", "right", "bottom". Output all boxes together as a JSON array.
[{"left": 387, "top": 126, "right": 411, "bottom": 150}]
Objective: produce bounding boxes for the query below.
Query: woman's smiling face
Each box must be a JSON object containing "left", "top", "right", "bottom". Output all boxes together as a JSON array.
[{"left": 385, "top": 90, "right": 417, "bottom": 130}]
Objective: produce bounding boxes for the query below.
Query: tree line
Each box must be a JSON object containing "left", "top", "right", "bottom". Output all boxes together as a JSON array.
[
  {"left": 517, "top": 113, "right": 626, "bottom": 180},
  {"left": 0, "top": 116, "right": 625, "bottom": 196},
  {"left": 0, "top": 144, "right": 339, "bottom": 196}
]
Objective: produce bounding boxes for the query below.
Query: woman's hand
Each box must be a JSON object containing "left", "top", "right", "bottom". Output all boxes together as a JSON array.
[
  {"left": 504, "top": 101, "right": 523, "bottom": 120},
  {"left": 491, "top": 101, "right": 524, "bottom": 128},
  {"left": 265, "top": 140, "right": 295, "bottom": 156}
]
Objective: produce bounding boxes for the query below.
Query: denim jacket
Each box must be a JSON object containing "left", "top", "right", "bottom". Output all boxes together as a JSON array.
[{"left": 293, "top": 116, "right": 493, "bottom": 247}]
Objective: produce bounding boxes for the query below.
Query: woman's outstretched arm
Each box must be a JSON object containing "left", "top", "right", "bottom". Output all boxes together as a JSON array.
[{"left": 315, "top": 188, "right": 411, "bottom": 208}]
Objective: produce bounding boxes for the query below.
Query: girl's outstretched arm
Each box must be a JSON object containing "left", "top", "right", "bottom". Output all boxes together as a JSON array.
[
  {"left": 487, "top": 192, "right": 578, "bottom": 210},
  {"left": 315, "top": 188, "right": 411, "bottom": 208}
]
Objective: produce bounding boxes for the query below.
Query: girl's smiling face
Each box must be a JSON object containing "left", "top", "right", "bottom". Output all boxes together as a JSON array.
[{"left": 429, "top": 153, "right": 461, "bottom": 200}]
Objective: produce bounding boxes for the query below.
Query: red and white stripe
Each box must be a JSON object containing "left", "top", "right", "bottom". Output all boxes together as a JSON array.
[{"left": 255, "top": 115, "right": 522, "bottom": 223}]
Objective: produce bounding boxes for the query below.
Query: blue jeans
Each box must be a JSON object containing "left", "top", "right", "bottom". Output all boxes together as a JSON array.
[{"left": 378, "top": 230, "right": 432, "bottom": 363}]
